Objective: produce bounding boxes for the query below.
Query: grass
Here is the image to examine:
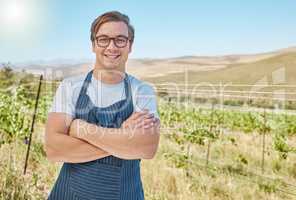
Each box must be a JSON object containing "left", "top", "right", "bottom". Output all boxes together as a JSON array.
[
  {"left": 1, "top": 125, "right": 295, "bottom": 199},
  {"left": 1, "top": 98, "right": 296, "bottom": 199}
]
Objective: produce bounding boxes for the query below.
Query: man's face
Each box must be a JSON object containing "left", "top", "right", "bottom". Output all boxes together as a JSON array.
[{"left": 92, "top": 21, "right": 132, "bottom": 71}]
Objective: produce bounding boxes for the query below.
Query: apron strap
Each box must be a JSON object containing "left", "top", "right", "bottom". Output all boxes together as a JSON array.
[{"left": 74, "top": 70, "right": 133, "bottom": 118}]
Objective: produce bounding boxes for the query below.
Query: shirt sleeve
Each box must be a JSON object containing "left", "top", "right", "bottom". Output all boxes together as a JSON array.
[
  {"left": 48, "top": 79, "right": 75, "bottom": 117},
  {"left": 134, "top": 83, "right": 160, "bottom": 119}
]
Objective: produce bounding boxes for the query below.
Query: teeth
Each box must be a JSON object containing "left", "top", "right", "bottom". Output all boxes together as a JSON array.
[{"left": 105, "top": 55, "right": 119, "bottom": 59}]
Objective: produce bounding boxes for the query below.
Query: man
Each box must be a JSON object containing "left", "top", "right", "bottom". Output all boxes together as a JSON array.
[{"left": 45, "top": 11, "right": 160, "bottom": 200}]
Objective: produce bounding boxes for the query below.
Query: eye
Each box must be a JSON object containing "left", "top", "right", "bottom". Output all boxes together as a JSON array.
[
  {"left": 97, "top": 37, "right": 109, "bottom": 44},
  {"left": 115, "top": 37, "right": 127, "bottom": 44}
]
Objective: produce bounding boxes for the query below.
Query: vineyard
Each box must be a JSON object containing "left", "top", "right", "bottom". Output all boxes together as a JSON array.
[{"left": 0, "top": 67, "right": 296, "bottom": 199}]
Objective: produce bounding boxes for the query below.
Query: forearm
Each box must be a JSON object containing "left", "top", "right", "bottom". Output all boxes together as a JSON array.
[
  {"left": 45, "top": 132, "right": 110, "bottom": 163},
  {"left": 72, "top": 120, "right": 160, "bottom": 159}
]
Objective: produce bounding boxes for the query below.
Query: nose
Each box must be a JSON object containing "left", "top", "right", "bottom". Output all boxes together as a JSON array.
[{"left": 106, "top": 39, "right": 117, "bottom": 49}]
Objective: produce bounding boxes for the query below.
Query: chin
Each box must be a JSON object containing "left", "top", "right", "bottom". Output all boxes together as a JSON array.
[{"left": 104, "top": 64, "right": 120, "bottom": 70}]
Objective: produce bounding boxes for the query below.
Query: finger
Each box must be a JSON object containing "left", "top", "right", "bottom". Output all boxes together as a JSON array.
[
  {"left": 135, "top": 114, "right": 154, "bottom": 125},
  {"left": 143, "top": 122, "right": 155, "bottom": 129},
  {"left": 133, "top": 112, "right": 152, "bottom": 122},
  {"left": 140, "top": 113, "right": 154, "bottom": 120},
  {"left": 144, "top": 117, "right": 156, "bottom": 124},
  {"left": 137, "top": 118, "right": 155, "bottom": 129},
  {"left": 154, "top": 118, "right": 160, "bottom": 124},
  {"left": 130, "top": 111, "right": 149, "bottom": 120},
  {"left": 144, "top": 118, "right": 160, "bottom": 129}
]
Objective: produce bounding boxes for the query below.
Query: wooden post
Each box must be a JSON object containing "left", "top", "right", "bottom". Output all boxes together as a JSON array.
[
  {"left": 23, "top": 75, "right": 43, "bottom": 175},
  {"left": 186, "top": 142, "right": 191, "bottom": 177},
  {"left": 206, "top": 102, "right": 214, "bottom": 166},
  {"left": 206, "top": 140, "right": 211, "bottom": 166},
  {"left": 261, "top": 108, "right": 266, "bottom": 174}
]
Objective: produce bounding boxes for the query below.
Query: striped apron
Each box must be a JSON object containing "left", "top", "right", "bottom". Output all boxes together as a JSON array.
[{"left": 48, "top": 70, "right": 144, "bottom": 200}]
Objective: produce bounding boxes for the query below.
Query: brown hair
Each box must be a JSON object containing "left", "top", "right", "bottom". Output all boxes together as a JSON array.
[{"left": 90, "top": 11, "right": 135, "bottom": 44}]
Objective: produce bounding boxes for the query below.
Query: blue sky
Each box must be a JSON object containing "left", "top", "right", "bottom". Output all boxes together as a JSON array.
[{"left": 0, "top": 0, "right": 296, "bottom": 63}]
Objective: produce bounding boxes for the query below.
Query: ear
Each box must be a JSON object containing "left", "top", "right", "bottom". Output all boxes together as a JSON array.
[
  {"left": 91, "top": 41, "right": 95, "bottom": 53},
  {"left": 128, "top": 42, "right": 133, "bottom": 53}
]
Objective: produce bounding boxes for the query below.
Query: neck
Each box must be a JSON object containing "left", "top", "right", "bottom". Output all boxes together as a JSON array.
[{"left": 93, "top": 65, "right": 126, "bottom": 84}]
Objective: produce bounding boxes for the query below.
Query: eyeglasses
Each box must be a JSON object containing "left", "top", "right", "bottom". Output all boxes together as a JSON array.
[{"left": 95, "top": 35, "right": 130, "bottom": 48}]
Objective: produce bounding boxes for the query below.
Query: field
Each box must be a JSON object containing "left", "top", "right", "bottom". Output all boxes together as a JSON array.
[
  {"left": 1, "top": 97, "right": 296, "bottom": 199},
  {"left": 1, "top": 49, "right": 296, "bottom": 200}
]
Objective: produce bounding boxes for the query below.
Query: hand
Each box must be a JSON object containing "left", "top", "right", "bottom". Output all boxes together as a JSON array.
[{"left": 121, "top": 109, "right": 158, "bottom": 130}]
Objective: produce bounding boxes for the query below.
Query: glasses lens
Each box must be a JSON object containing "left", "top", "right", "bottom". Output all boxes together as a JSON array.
[
  {"left": 96, "top": 36, "right": 129, "bottom": 48},
  {"left": 97, "top": 37, "right": 110, "bottom": 47},
  {"left": 114, "top": 36, "right": 128, "bottom": 47}
]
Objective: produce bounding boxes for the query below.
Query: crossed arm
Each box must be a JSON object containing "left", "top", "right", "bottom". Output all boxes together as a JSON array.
[{"left": 44, "top": 110, "right": 160, "bottom": 163}]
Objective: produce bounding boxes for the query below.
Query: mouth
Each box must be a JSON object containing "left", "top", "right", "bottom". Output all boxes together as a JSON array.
[{"left": 104, "top": 54, "right": 120, "bottom": 60}]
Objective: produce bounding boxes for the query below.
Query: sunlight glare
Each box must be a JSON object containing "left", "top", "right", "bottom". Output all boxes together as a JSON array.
[{"left": 0, "top": 0, "right": 29, "bottom": 27}]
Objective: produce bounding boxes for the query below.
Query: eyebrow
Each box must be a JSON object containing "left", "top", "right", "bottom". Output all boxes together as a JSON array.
[{"left": 96, "top": 34, "right": 129, "bottom": 38}]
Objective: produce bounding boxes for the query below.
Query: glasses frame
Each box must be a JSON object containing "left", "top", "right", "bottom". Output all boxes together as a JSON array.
[{"left": 95, "top": 35, "right": 131, "bottom": 48}]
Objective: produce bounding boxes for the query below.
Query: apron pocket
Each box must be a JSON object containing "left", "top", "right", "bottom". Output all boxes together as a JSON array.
[{"left": 69, "top": 162, "right": 121, "bottom": 200}]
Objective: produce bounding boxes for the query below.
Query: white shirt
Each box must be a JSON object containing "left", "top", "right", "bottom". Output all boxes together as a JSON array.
[{"left": 49, "top": 72, "right": 160, "bottom": 119}]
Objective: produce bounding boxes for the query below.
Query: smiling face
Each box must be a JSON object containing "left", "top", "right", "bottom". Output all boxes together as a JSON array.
[{"left": 92, "top": 21, "right": 132, "bottom": 72}]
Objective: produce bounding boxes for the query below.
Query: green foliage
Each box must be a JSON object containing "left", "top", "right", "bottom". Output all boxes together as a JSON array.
[
  {"left": 163, "top": 151, "right": 190, "bottom": 169},
  {"left": 158, "top": 100, "right": 296, "bottom": 162},
  {"left": 0, "top": 90, "right": 31, "bottom": 143},
  {"left": 257, "top": 180, "right": 282, "bottom": 194},
  {"left": 236, "top": 154, "right": 248, "bottom": 165},
  {"left": 273, "top": 133, "right": 295, "bottom": 160},
  {"left": 0, "top": 68, "right": 54, "bottom": 144}
]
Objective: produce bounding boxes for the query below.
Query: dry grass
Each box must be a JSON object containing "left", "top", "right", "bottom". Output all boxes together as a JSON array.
[
  {"left": 1, "top": 124, "right": 296, "bottom": 199},
  {"left": 141, "top": 132, "right": 296, "bottom": 200},
  {"left": 144, "top": 52, "right": 296, "bottom": 86}
]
